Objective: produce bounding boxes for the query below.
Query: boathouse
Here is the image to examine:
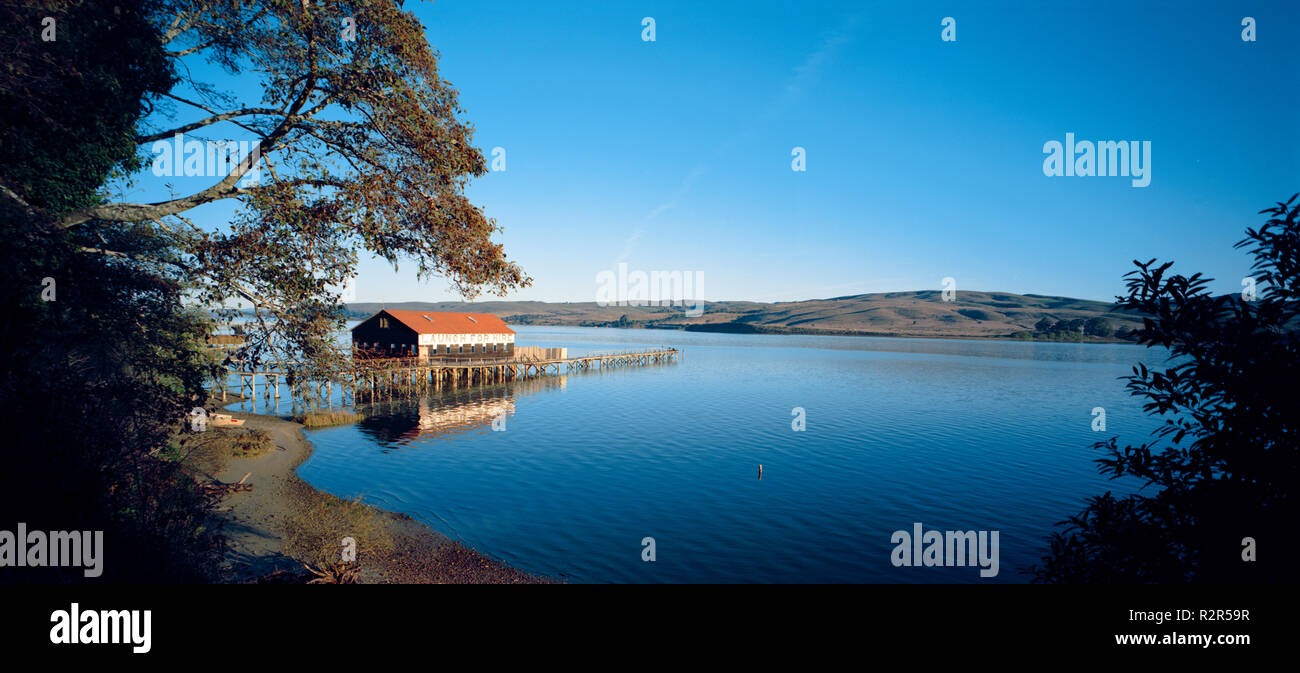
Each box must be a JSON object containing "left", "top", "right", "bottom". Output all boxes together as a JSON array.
[{"left": 351, "top": 310, "right": 516, "bottom": 360}]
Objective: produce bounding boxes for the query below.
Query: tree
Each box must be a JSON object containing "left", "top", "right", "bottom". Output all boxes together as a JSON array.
[
  {"left": 0, "top": 0, "right": 530, "bottom": 581},
  {"left": 1, "top": 0, "right": 174, "bottom": 214},
  {"left": 1083, "top": 317, "right": 1112, "bottom": 337},
  {"left": 1, "top": 0, "right": 221, "bottom": 581},
  {"left": 1033, "top": 194, "right": 1299, "bottom": 583},
  {"left": 1034, "top": 317, "right": 1054, "bottom": 332},
  {"left": 9, "top": 0, "right": 530, "bottom": 380}
]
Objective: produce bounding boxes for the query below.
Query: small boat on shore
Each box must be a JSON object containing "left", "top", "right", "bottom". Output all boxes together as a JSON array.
[{"left": 212, "top": 414, "right": 245, "bottom": 427}]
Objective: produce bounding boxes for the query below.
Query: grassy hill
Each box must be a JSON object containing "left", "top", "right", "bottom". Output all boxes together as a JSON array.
[{"left": 345, "top": 290, "right": 1146, "bottom": 341}]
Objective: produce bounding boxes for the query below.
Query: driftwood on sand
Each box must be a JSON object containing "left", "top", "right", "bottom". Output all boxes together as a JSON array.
[{"left": 201, "top": 471, "right": 252, "bottom": 495}]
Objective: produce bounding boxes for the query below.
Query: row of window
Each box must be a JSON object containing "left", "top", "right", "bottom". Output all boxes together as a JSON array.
[
  {"left": 356, "top": 342, "right": 510, "bottom": 355},
  {"left": 432, "top": 343, "right": 508, "bottom": 354}
]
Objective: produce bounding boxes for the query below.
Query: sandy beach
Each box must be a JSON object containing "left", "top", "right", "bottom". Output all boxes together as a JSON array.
[{"left": 209, "top": 411, "right": 546, "bottom": 584}]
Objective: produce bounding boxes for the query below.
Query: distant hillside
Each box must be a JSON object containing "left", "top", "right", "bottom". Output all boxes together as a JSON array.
[{"left": 345, "top": 291, "right": 1147, "bottom": 341}]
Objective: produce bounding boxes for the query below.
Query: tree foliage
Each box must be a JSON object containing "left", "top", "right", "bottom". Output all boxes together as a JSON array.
[
  {"left": 1083, "top": 317, "right": 1112, "bottom": 337},
  {"left": 1, "top": 1, "right": 175, "bottom": 214},
  {"left": 1034, "top": 195, "right": 1300, "bottom": 583},
  {"left": 1, "top": 0, "right": 221, "bottom": 581}
]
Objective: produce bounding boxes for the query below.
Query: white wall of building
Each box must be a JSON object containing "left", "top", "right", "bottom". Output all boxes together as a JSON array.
[{"left": 417, "top": 333, "right": 515, "bottom": 346}]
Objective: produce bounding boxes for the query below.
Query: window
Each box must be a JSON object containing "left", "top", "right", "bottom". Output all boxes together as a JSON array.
[
  {"left": 379, "top": 317, "right": 389, "bottom": 329},
  {"left": 458, "top": 345, "right": 463, "bottom": 354}
]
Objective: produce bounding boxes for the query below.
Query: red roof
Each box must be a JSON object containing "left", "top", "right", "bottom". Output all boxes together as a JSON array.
[{"left": 371, "top": 310, "right": 515, "bottom": 335}]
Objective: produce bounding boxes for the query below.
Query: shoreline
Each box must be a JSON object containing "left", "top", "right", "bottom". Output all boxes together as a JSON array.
[
  {"left": 209, "top": 409, "right": 547, "bottom": 584},
  {"left": 509, "top": 321, "right": 1139, "bottom": 344},
  {"left": 204, "top": 327, "right": 1131, "bottom": 584}
]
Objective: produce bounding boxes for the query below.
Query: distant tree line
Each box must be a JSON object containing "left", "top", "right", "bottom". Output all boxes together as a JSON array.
[
  {"left": 1033, "top": 316, "right": 1119, "bottom": 337},
  {"left": 1011, "top": 316, "right": 1131, "bottom": 342}
]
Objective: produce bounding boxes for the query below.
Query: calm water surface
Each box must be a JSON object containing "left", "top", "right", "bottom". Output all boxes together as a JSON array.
[{"left": 262, "top": 326, "right": 1168, "bottom": 583}]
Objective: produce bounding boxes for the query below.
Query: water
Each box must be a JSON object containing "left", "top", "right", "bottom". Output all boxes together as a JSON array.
[{"left": 273, "top": 326, "right": 1169, "bottom": 583}]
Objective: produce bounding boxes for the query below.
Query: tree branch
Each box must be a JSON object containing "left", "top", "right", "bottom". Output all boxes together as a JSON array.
[
  {"left": 60, "top": 84, "right": 316, "bottom": 228},
  {"left": 136, "top": 106, "right": 284, "bottom": 143}
]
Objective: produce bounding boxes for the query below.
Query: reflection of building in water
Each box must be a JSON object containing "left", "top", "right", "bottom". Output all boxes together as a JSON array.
[
  {"left": 415, "top": 396, "right": 514, "bottom": 438},
  {"left": 356, "top": 375, "right": 567, "bottom": 445}
]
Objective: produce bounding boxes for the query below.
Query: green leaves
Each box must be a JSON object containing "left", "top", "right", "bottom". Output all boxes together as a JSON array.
[{"left": 1034, "top": 195, "right": 1300, "bottom": 583}]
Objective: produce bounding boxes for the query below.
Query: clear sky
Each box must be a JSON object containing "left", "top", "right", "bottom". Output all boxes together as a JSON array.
[{"left": 129, "top": 1, "right": 1300, "bottom": 304}]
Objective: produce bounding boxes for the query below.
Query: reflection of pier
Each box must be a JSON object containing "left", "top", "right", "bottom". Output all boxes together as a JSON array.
[{"left": 220, "top": 348, "right": 678, "bottom": 408}]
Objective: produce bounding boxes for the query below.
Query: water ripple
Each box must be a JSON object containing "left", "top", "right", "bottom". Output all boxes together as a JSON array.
[{"left": 298, "top": 327, "right": 1164, "bottom": 583}]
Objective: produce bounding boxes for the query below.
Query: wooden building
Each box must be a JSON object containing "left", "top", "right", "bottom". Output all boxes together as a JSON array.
[{"left": 351, "top": 310, "right": 516, "bottom": 360}]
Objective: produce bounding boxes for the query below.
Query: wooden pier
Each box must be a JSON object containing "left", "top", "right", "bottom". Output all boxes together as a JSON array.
[{"left": 220, "top": 347, "right": 680, "bottom": 406}]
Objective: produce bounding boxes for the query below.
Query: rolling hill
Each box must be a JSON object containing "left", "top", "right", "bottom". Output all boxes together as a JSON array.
[{"left": 345, "top": 290, "right": 1146, "bottom": 341}]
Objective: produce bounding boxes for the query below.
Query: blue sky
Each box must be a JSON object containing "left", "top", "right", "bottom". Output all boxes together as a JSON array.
[{"left": 130, "top": 1, "right": 1300, "bottom": 303}]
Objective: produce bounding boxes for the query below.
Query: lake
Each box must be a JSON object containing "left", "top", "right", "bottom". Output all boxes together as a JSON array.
[{"left": 235, "top": 326, "right": 1169, "bottom": 583}]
